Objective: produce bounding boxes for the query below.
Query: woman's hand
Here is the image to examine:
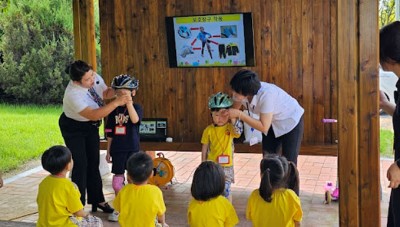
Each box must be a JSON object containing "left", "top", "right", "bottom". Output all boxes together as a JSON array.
[
  {"left": 227, "top": 108, "right": 241, "bottom": 119},
  {"left": 114, "top": 94, "right": 132, "bottom": 106},
  {"left": 387, "top": 162, "right": 400, "bottom": 188}
]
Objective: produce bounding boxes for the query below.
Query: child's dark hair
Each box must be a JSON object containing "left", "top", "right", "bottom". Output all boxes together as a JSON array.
[
  {"left": 65, "top": 60, "right": 92, "bottom": 82},
  {"left": 191, "top": 161, "right": 225, "bottom": 201},
  {"left": 229, "top": 69, "right": 261, "bottom": 96},
  {"left": 259, "top": 157, "right": 286, "bottom": 202},
  {"left": 380, "top": 21, "right": 400, "bottom": 64},
  {"left": 41, "top": 145, "right": 72, "bottom": 175},
  {"left": 210, "top": 107, "right": 228, "bottom": 112},
  {"left": 263, "top": 154, "right": 300, "bottom": 195},
  {"left": 126, "top": 152, "right": 154, "bottom": 184}
]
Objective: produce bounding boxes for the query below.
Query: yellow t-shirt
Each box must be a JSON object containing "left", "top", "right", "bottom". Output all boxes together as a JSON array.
[
  {"left": 246, "top": 188, "right": 303, "bottom": 227},
  {"left": 201, "top": 123, "right": 241, "bottom": 167},
  {"left": 36, "top": 176, "right": 83, "bottom": 227},
  {"left": 187, "top": 195, "right": 239, "bottom": 227},
  {"left": 114, "top": 184, "right": 166, "bottom": 227}
]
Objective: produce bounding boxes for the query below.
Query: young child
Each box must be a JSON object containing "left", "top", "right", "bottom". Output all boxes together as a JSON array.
[
  {"left": 105, "top": 74, "right": 143, "bottom": 221},
  {"left": 246, "top": 156, "right": 302, "bottom": 227},
  {"left": 201, "top": 92, "right": 242, "bottom": 202},
  {"left": 36, "top": 145, "right": 102, "bottom": 227},
  {"left": 113, "top": 152, "right": 169, "bottom": 227},
  {"left": 188, "top": 161, "right": 239, "bottom": 227},
  {"left": 265, "top": 153, "right": 300, "bottom": 195}
]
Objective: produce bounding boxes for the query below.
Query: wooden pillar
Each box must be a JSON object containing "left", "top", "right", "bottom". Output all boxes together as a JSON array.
[
  {"left": 337, "top": 0, "right": 380, "bottom": 226},
  {"left": 72, "top": 0, "right": 97, "bottom": 71}
]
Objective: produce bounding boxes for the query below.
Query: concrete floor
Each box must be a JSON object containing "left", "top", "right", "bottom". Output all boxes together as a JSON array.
[{"left": 0, "top": 151, "right": 392, "bottom": 227}]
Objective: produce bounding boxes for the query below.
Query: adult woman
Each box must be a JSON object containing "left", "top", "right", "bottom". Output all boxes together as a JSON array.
[
  {"left": 227, "top": 69, "right": 304, "bottom": 166},
  {"left": 379, "top": 21, "right": 400, "bottom": 227},
  {"left": 59, "top": 60, "right": 131, "bottom": 213}
]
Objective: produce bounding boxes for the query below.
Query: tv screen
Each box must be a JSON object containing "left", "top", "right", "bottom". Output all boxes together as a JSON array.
[{"left": 165, "top": 13, "right": 255, "bottom": 68}]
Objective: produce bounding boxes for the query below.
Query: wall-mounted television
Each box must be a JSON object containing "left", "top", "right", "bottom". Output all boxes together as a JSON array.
[{"left": 165, "top": 13, "right": 255, "bottom": 68}]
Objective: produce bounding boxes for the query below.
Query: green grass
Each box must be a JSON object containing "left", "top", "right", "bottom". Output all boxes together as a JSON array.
[
  {"left": 380, "top": 129, "right": 394, "bottom": 158},
  {"left": 0, "top": 103, "right": 65, "bottom": 173}
]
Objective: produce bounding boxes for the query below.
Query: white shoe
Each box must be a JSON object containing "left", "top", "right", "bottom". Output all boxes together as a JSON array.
[{"left": 108, "top": 211, "right": 119, "bottom": 222}]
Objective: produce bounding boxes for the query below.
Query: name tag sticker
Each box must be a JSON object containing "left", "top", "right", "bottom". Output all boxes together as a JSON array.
[
  {"left": 217, "top": 155, "right": 230, "bottom": 164},
  {"left": 115, "top": 126, "right": 126, "bottom": 135}
]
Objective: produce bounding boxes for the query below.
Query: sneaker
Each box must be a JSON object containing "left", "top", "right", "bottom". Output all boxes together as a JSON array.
[{"left": 108, "top": 211, "right": 119, "bottom": 222}]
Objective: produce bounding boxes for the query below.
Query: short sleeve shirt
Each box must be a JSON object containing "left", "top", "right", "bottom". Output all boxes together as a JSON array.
[{"left": 63, "top": 73, "right": 107, "bottom": 121}]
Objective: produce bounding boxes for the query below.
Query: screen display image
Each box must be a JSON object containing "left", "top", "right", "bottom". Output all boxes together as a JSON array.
[{"left": 166, "top": 13, "right": 254, "bottom": 68}]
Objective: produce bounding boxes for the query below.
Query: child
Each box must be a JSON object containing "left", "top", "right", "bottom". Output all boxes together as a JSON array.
[
  {"left": 201, "top": 92, "right": 242, "bottom": 202},
  {"left": 188, "top": 161, "right": 239, "bottom": 227},
  {"left": 246, "top": 156, "right": 302, "bottom": 227},
  {"left": 113, "top": 152, "right": 169, "bottom": 227},
  {"left": 105, "top": 74, "right": 143, "bottom": 221},
  {"left": 36, "top": 145, "right": 102, "bottom": 227},
  {"left": 265, "top": 153, "right": 300, "bottom": 195}
]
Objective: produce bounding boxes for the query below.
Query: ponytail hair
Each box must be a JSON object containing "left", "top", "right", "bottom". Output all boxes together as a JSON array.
[
  {"left": 287, "top": 161, "right": 300, "bottom": 195},
  {"left": 259, "top": 157, "right": 285, "bottom": 202}
]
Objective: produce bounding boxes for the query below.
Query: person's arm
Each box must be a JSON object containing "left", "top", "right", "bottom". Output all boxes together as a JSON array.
[
  {"left": 103, "top": 87, "right": 115, "bottom": 100},
  {"left": 380, "top": 90, "right": 396, "bottom": 116},
  {"left": 79, "top": 94, "right": 131, "bottom": 121},
  {"left": 387, "top": 160, "right": 400, "bottom": 188},
  {"left": 74, "top": 208, "right": 88, "bottom": 218},
  {"left": 229, "top": 108, "right": 272, "bottom": 134},
  {"left": 294, "top": 221, "right": 301, "bottom": 227},
  {"left": 126, "top": 101, "right": 139, "bottom": 124},
  {"left": 201, "top": 144, "right": 208, "bottom": 162},
  {"left": 157, "top": 213, "right": 169, "bottom": 227},
  {"left": 106, "top": 137, "right": 112, "bottom": 163}
]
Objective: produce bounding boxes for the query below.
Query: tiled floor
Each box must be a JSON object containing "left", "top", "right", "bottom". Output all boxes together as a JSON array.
[{"left": 0, "top": 151, "right": 392, "bottom": 227}]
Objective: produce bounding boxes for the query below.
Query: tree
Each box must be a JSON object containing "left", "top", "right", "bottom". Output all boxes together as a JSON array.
[
  {"left": 0, "top": 0, "right": 74, "bottom": 104},
  {"left": 379, "top": 0, "right": 396, "bottom": 27}
]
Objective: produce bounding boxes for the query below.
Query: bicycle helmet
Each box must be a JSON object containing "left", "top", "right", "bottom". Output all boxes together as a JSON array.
[
  {"left": 208, "top": 92, "right": 233, "bottom": 109},
  {"left": 111, "top": 74, "right": 139, "bottom": 90}
]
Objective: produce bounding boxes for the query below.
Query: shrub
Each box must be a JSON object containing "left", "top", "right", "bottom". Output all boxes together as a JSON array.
[{"left": 0, "top": 0, "right": 74, "bottom": 104}]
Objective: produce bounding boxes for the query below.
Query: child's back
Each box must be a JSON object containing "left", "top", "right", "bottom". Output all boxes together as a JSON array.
[
  {"left": 246, "top": 156, "right": 302, "bottom": 227},
  {"left": 114, "top": 183, "right": 165, "bottom": 227},
  {"left": 37, "top": 176, "right": 83, "bottom": 227},
  {"left": 246, "top": 188, "right": 301, "bottom": 227},
  {"left": 188, "top": 161, "right": 239, "bottom": 227}
]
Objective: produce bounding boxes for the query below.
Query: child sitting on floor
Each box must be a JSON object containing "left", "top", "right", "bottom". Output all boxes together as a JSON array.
[
  {"left": 188, "top": 161, "right": 239, "bottom": 227},
  {"left": 246, "top": 155, "right": 302, "bottom": 227},
  {"left": 113, "top": 152, "right": 169, "bottom": 227},
  {"left": 36, "top": 145, "right": 102, "bottom": 227}
]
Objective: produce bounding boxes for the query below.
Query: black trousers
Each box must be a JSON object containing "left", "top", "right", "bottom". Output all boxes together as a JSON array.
[
  {"left": 388, "top": 182, "right": 400, "bottom": 226},
  {"left": 59, "top": 113, "right": 105, "bottom": 205},
  {"left": 262, "top": 116, "right": 304, "bottom": 165}
]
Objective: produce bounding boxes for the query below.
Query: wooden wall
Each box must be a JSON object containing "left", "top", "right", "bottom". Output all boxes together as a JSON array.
[{"left": 98, "top": 0, "right": 338, "bottom": 145}]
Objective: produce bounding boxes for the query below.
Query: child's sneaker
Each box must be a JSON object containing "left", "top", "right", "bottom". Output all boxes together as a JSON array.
[{"left": 108, "top": 211, "right": 119, "bottom": 222}]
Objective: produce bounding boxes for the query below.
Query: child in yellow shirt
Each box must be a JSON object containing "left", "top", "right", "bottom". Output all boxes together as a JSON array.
[
  {"left": 201, "top": 92, "right": 242, "bottom": 202},
  {"left": 188, "top": 161, "right": 239, "bottom": 227},
  {"left": 36, "top": 145, "right": 102, "bottom": 227},
  {"left": 113, "top": 152, "right": 169, "bottom": 227},
  {"left": 246, "top": 155, "right": 302, "bottom": 227}
]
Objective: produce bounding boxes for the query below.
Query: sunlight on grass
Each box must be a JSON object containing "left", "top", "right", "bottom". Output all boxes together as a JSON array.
[
  {"left": 0, "top": 104, "right": 65, "bottom": 173},
  {"left": 380, "top": 129, "right": 394, "bottom": 158}
]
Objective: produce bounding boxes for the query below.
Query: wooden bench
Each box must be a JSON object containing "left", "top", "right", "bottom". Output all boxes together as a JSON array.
[{"left": 100, "top": 141, "right": 337, "bottom": 156}]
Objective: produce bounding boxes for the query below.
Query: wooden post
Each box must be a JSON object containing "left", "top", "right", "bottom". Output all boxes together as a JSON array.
[
  {"left": 337, "top": 0, "right": 380, "bottom": 226},
  {"left": 72, "top": 0, "right": 97, "bottom": 70}
]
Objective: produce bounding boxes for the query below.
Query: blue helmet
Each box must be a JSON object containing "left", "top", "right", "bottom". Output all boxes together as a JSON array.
[{"left": 111, "top": 74, "right": 139, "bottom": 90}]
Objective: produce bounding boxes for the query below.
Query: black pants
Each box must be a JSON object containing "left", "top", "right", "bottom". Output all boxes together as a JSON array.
[
  {"left": 262, "top": 116, "right": 304, "bottom": 165},
  {"left": 59, "top": 113, "right": 105, "bottom": 205},
  {"left": 388, "top": 185, "right": 400, "bottom": 226}
]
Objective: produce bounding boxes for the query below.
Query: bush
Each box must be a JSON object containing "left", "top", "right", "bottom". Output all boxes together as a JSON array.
[{"left": 0, "top": 0, "right": 74, "bottom": 104}]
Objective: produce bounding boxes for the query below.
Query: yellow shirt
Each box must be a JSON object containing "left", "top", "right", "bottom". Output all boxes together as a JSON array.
[
  {"left": 114, "top": 184, "right": 166, "bottom": 227},
  {"left": 201, "top": 123, "right": 241, "bottom": 167},
  {"left": 36, "top": 176, "right": 83, "bottom": 227},
  {"left": 188, "top": 195, "right": 239, "bottom": 227},
  {"left": 246, "top": 189, "right": 303, "bottom": 227}
]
